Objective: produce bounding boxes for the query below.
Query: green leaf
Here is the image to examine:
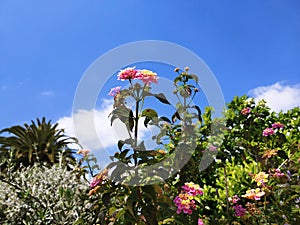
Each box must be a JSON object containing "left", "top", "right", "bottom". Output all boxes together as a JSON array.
[
  {"left": 193, "top": 105, "right": 202, "bottom": 123},
  {"left": 174, "top": 76, "right": 182, "bottom": 85},
  {"left": 153, "top": 93, "right": 170, "bottom": 105},
  {"left": 118, "top": 140, "right": 125, "bottom": 151},
  {"left": 141, "top": 205, "right": 157, "bottom": 225},
  {"left": 172, "top": 111, "right": 181, "bottom": 123},
  {"left": 142, "top": 109, "right": 158, "bottom": 118},
  {"left": 277, "top": 150, "right": 288, "bottom": 159},
  {"left": 102, "top": 192, "right": 111, "bottom": 207},
  {"left": 128, "top": 110, "right": 134, "bottom": 132},
  {"left": 119, "top": 149, "right": 130, "bottom": 159},
  {"left": 159, "top": 116, "right": 171, "bottom": 123},
  {"left": 190, "top": 74, "right": 199, "bottom": 83},
  {"left": 144, "top": 117, "right": 151, "bottom": 128}
]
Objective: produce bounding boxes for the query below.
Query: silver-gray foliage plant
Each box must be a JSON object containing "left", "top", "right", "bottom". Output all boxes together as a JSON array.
[{"left": 0, "top": 164, "right": 97, "bottom": 225}]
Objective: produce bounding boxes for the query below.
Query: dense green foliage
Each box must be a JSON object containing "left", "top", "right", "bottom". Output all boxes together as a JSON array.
[{"left": 0, "top": 67, "right": 299, "bottom": 225}]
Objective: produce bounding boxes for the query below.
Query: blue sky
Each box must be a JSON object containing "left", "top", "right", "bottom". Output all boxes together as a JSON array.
[{"left": 1, "top": 1, "right": 300, "bottom": 163}]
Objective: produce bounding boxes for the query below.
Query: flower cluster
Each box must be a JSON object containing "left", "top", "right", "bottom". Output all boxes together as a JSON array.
[
  {"left": 117, "top": 67, "right": 159, "bottom": 84},
  {"left": 76, "top": 149, "right": 90, "bottom": 157},
  {"left": 108, "top": 86, "right": 121, "bottom": 97},
  {"left": 242, "top": 188, "right": 265, "bottom": 200},
  {"left": 262, "top": 128, "right": 275, "bottom": 136},
  {"left": 241, "top": 107, "right": 251, "bottom": 115},
  {"left": 198, "top": 218, "right": 205, "bottom": 225},
  {"left": 262, "top": 149, "right": 278, "bottom": 159},
  {"left": 138, "top": 69, "right": 159, "bottom": 84},
  {"left": 88, "top": 168, "right": 108, "bottom": 195},
  {"left": 262, "top": 122, "right": 284, "bottom": 136},
  {"left": 252, "top": 171, "right": 269, "bottom": 186},
  {"left": 245, "top": 202, "right": 261, "bottom": 215},
  {"left": 173, "top": 193, "right": 196, "bottom": 215},
  {"left": 182, "top": 182, "right": 204, "bottom": 196},
  {"left": 229, "top": 195, "right": 246, "bottom": 217},
  {"left": 228, "top": 195, "right": 240, "bottom": 204},
  {"left": 272, "top": 122, "right": 284, "bottom": 129},
  {"left": 173, "top": 182, "right": 203, "bottom": 215},
  {"left": 268, "top": 168, "right": 286, "bottom": 183},
  {"left": 233, "top": 204, "right": 246, "bottom": 217},
  {"left": 117, "top": 67, "right": 139, "bottom": 80}
]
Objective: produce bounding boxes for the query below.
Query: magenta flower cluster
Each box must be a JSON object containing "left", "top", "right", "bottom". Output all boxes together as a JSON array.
[
  {"left": 198, "top": 218, "right": 205, "bottom": 225},
  {"left": 262, "top": 128, "right": 275, "bottom": 136},
  {"left": 233, "top": 204, "right": 246, "bottom": 217},
  {"left": 173, "top": 182, "right": 203, "bottom": 215},
  {"left": 272, "top": 122, "right": 284, "bottom": 129},
  {"left": 262, "top": 122, "right": 284, "bottom": 136},
  {"left": 229, "top": 195, "right": 246, "bottom": 217}
]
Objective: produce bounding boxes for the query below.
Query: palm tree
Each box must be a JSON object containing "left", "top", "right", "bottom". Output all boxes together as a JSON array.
[{"left": 0, "top": 117, "right": 79, "bottom": 170}]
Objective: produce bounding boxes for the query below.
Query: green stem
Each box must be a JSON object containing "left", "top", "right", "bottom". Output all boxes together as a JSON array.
[
  {"left": 134, "top": 100, "right": 140, "bottom": 166},
  {"left": 224, "top": 166, "right": 230, "bottom": 215},
  {"left": 138, "top": 84, "right": 147, "bottom": 115}
]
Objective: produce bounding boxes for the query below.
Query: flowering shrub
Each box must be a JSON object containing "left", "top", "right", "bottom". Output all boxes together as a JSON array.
[
  {"left": 0, "top": 66, "right": 299, "bottom": 225},
  {"left": 86, "top": 67, "right": 300, "bottom": 225}
]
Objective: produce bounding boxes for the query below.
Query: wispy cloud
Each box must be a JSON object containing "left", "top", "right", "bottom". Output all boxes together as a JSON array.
[
  {"left": 249, "top": 82, "right": 300, "bottom": 112},
  {"left": 0, "top": 85, "right": 7, "bottom": 91},
  {"left": 41, "top": 91, "right": 55, "bottom": 96}
]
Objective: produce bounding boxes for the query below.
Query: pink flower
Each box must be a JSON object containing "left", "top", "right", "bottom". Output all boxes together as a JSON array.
[
  {"left": 174, "top": 182, "right": 203, "bottom": 215},
  {"left": 182, "top": 182, "right": 204, "bottom": 196},
  {"left": 117, "top": 67, "right": 139, "bottom": 80},
  {"left": 229, "top": 195, "right": 240, "bottom": 204},
  {"left": 273, "top": 169, "right": 285, "bottom": 178},
  {"left": 89, "top": 169, "right": 108, "bottom": 188},
  {"left": 198, "top": 218, "right": 205, "bottom": 225},
  {"left": 241, "top": 107, "right": 251, "bottom": 115},
  {"left": 233, "top": 204, "right": 246, "bottom": 217},
  {"left": 208, "top": 145, "right": 217, "bottom": 151},
  {"left": 89, "top": 176, "right": 101, "bottom": 188},
  {"left": 262, "top": 128, "right": 274, "bottom": 136},
  {"left": 272, "top": 122, "right": 284, "bottom": 129},
  {"left": 137, "top": 69, "right": 159, "bottom": 84},
  {"left": 108, "top": 86, "right": 121, "bottom": 96},
  {"left": 242, "top": 188, "right": 265, "bottom": 200},
  {"left": 76, "top": 149, "right": 90, "bottom": 157},
  {"left": 173, "top": 193, "right": 196, "bottom": 215}
]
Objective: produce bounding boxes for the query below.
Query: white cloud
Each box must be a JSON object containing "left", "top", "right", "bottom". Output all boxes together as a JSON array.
[
  {"left": 249, "top": 82, "right": 300, "bottom": 112},
  {"left": 41, "top": 91, "right": 55, "bottom": 96},
  {"left": 57, "top": 99, "right": 155, "bottom": 157}
]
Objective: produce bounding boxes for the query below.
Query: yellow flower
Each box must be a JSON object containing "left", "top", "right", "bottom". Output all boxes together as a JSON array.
[
  {"left": 242, "top": 188, "right": 265, "bottom": 200},
  {"left": 262, "top": 149, "right": 278, "bottom": 159},
  {"left": 253, "top": 172, "right": 269, "bottom": 186}
]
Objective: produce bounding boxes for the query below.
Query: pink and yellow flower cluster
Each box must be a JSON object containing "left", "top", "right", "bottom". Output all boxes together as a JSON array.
[
  {"left": 173, "top": 182, "right": 203, "bottom": 215},
  {"left": 117, "top": 67, "right": 159, "bottom": 84},
  {"left": 253, "top": 171, "right": 269, "bottom": 186},
  {"left": 241, "top": 107, "right": 251, "bottom": 115},
  {"left": 242, "top": 188, "right": 265, "bottom": 200}
]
